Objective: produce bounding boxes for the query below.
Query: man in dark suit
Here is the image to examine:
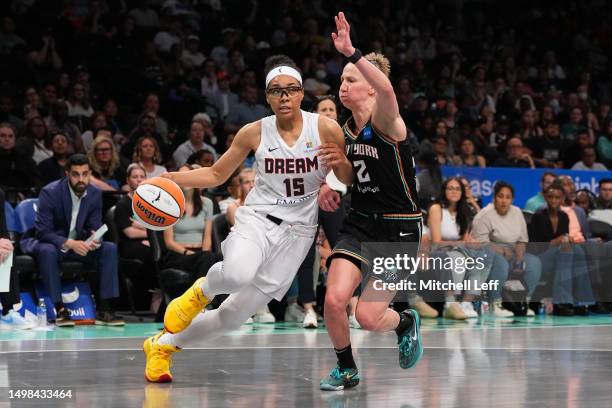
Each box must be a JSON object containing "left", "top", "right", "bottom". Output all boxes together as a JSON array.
[{"left": 21, "top": 154, "right": 123, "bottom": 327}]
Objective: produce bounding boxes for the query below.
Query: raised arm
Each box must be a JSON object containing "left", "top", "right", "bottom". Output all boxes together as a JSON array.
[
  {"left": 332, "top": 12, "right": 405, "bottom": 141},
  {"left": 162, "top": 122, "right": 258, "bottom": 188}
]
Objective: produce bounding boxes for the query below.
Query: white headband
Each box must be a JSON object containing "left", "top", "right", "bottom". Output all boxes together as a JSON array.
[{"left": 265, "top": 66, "right": 302, "bottom": 88}]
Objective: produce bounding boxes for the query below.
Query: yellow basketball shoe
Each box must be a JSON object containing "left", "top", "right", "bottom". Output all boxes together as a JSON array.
[
  {"left": 164, "top": 277, "right": 211, "bottom": 334},
  {"left": 143, "top": 331, "right": 180, "bottom": 383}
]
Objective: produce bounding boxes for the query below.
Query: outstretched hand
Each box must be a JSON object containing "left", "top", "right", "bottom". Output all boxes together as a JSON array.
[{"left": 331, "top": 12, "right": 355, "bottom": 57}]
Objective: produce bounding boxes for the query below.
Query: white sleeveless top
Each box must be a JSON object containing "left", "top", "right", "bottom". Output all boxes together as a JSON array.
[
  {"left": 244, "top": 110, "right": 328, "bottom": 225},
  {"left": 440, "top": 207, "right": 461, "bottom": 240}
]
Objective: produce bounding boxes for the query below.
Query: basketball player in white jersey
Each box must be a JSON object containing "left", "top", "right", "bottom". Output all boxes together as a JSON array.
[{"left": 143, "top": 55, "right": 353, "bottom": 383}]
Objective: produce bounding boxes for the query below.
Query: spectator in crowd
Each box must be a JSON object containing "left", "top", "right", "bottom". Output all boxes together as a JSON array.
[
  {"left": 452, "top": 137, "right": 486, "bottom": 167},
  {"left": 459, "top": 176, "right": 481, "bottom": 214},
  {"left": 153, "top": 17, "right": 182, "bottom": 53},
  {"left": 44, "top": 100, "right": 83, "bottom": 153},
  {"left": 122, "top": 113, "right": 165, "bottom": 163},
  {"left": 575, "top": 189, "right": 596, "bottom": 217},
  {"left": 66, "top": 82, "right": 95, "bottom": 130},
  {"left": 103, "top": 99, "right": 123, "bottom": 137},
  {"left": 20, "top": 154, "right": 123, "bottom": 326},
  {"left": 181, "top": 35, "right": 205, "bottom": 68},
  {"left": 571, "top": 146, "right": 608, "bottom": 171},
  {"left": 0, "top": 16, "right": 25, "bottom": 56},
  {"left": 589, "top": 179, "right": 612, "bottom": 228},
  {"left": 561, "top": 107, "right": 587, "bottom": 143},
  {"left": 224, "top": 85, "right": 270, "bottom": 134},
  {"left": 0, "top": 93, "right": 24, "bottom": 135},
  {"left": 0, "top": 188, "right": 36, "bottom": 329},
  {"left": 132, "top": 136, "right": 167, "bottom": 178},
  {"left": 525, "top": 121, "right": 563, "bottom": 168},
  {"left": 114, "top": 165, "right": 149, "bottom": 262},
  {"left": 529, "top": 182, "right": 594, "bottom": 316},
  {"left": 420, "top": 119, "right": 450, "bottom": 156},
  {"left": 597, "top": 119, "right": 612, "bottom": 168},
  {"left": 192, "top": 112, "right": 218, "bottom": 146},
  {"left": 210, "top": 27, "right": 238, "bottom": 66},
  {"left": 23, "top": 86, "right": 43, "bottom": 120},
  {"left": 0, "top": 123, "right": 40, "bottom": 190},
  {"left": 205, "top": 71, "right": 239, "bottom": 123},
  {"left": 494, "top": 136, "right": 535, "bottom": 168},
  {"left": 518, "top": 109, "right": 543, "bottom": 140},
  {"left": 27, "top": 30, "right": 63, "bottom": 80},
  {"left": 432, "top": 135, "right": 454, "bottom": 166},
  {"left": 225, "top": 168, "right": 256, "bottom": 227},
  {"left": 426, "top": 177, "right": 490, "bottom": 319},
  {"left": 595, "top": 179, "right": 612, "bottom": 210},
  {"left": 81, "top": 111, "right": 109, "bottom": 153},
  {"left": 142, "top": 92, "right": 169, "bottom": 144},
  {"left": 218, "top": 173, "right": 241, "bottom": 214},
  {"left": 38, "top": 132, "right": 70, "bottom": 186},
  {"left": 16, "top": 116, "right": 52, "bottom": 164},
  {"left": 173, "top": 120, "right": 217, "bottom": 168},
  {"left": 187, "top": 149, "right": 215, "bottom": 168},
  {"left": 128, "top": 0, "right": 160, "bottom": 28},
  {"left": 161, "top": 164, "right": 218, "bottom": 279},
  {"left": 200, "top": 59, "right": 219, "bottom": 96},
  {"left": 471, "top": 181, "right": 541, "bottom": 317},
  {"left": 524, "top": 172, "right": 557, "bottom": 213},
  {"left": 39, "top": 83, "right": 58, "bottom": 117},
  {"left": 558, "top": 175, "right": 589, "bottom": 243},
  {"left": 88, "top": 134, "right": 127, "bottom": 191},
  {"left": 114, "top": 163, "right": 158, "bottom": 304}
]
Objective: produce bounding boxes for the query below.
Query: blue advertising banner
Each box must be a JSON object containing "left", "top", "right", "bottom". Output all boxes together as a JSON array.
[
  {"left": 441, "top": 166, "right": 611, "bottom": 208},
  {"left": 34, "top": 282, "right": 97, "bottom": 322}
]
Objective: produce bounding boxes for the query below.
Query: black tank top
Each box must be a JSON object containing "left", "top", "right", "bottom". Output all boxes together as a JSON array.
[{"left": 343, "top": 117, "right": 421, "bottom": 216}]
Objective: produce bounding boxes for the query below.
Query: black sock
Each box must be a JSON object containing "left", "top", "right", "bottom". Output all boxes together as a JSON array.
[
  {"left": 335, "top": 344, "right": 357, "bottom": 369},
  {"left": 1, "top": 308, "right": 9, "bottom": 316},
  {"left": 55, "top": 302, "right": 64, "bottom": 312},
  {"left": 98, "top": 299, "right": 114, "bottom": 312},
  {"left": 395, "top": 311, "right": 413, "bottom": 337}
]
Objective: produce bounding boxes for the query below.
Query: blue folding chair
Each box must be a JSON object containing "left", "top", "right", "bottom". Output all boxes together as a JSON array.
[
  {"left": 14, "top": 198, "right": 39, "bottom": 234},
  {"left": 3, "top": 201, "right": 16, "bottom": 233}
]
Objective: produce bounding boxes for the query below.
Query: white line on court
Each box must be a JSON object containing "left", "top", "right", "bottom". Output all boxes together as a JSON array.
[{"left": 1, "top": 345, "right": 611, "bottom": 354}]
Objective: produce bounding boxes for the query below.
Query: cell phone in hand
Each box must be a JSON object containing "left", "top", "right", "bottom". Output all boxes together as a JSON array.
[{"left": 86, "top": 224, "right": 108, "bottom": 244}]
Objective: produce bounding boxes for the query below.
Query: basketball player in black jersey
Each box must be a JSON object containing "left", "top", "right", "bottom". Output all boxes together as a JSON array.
[{"left": 319, "top": 12, "right": 423, "bottom": 391}]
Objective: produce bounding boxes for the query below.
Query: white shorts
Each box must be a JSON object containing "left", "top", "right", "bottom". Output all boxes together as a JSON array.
[{"left": 222, "top": 206, "right": 317, "bottom": 300}]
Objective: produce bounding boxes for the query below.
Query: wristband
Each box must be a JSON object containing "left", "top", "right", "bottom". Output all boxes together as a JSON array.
[{"left": 347, "top": 48, "right": 362, "bottom": 64}]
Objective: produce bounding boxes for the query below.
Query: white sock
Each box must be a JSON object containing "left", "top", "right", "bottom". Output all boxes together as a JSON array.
[{"left": 157, "top": 331, "right": 178, "bottom": 347}]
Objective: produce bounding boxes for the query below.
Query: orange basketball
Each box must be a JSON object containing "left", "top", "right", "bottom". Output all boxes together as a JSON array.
[{"left": 132, "top": 177, "right": 185, "bottom": 231}]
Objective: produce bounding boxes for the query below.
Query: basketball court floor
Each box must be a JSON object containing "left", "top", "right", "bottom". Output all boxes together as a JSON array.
[{"left": 1, "top": 316, "right": 612, "bottom": 407}]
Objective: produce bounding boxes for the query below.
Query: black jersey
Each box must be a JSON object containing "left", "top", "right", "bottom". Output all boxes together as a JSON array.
[{"left": 343, "top": 117, "right": 421, "bottom": 217}]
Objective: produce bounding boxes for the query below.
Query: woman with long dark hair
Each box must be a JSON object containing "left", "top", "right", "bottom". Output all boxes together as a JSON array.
[{"left": 426, "top": 177, "right": 488, "bottom": 319}]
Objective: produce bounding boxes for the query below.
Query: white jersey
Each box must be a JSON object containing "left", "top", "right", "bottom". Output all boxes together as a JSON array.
[{"left": 245, "top": 110, "right": 328, "bottom": 225}]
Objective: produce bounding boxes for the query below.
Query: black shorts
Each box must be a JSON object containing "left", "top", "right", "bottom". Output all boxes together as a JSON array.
[{"left": 328, "top": 209, "right": 422, "bottom": 283}]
